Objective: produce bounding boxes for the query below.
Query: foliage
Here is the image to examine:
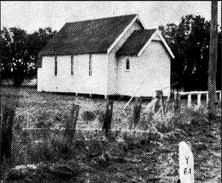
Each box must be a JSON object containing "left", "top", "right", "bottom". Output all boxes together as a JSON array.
[
  {"left": 81, "top": 111, "right": 96, "bottom": 121},
  {"left": 0, "top": 27, "right": 57, "bottom": 86},
  {"left": 159, "top": 14, "right": 221, "bottom": 91}
]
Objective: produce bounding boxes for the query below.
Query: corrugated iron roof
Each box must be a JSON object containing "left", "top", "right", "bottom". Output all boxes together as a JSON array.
[
  {"left": 39, "top": 14, "right": 137, "bottom": 56},
  {"left": 117, "top": 29, "right": 157, "bottom": 56}
]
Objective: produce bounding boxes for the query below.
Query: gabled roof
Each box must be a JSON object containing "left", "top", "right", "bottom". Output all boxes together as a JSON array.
[
  {"left": 39, "top": 14, "right": 138, "bottom": 57},
  {"left": 117, "top": 29, "right": 175, "bottom": 58},
  {"left": 117, "top": 29, "right": 156, "bottom": 56}
]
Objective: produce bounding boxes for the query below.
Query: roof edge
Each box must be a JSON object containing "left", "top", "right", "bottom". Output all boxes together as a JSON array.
[
  {"left": 107, "top": 14, "right": 145, "bottom": 54},
  {"left": 156, "top": 30, "right": 175, "bottom": 59},
  {"left": 137, "top": 29, "right": 175, "bottom": 59},
  {"left": 65, "top": 14, "right": 138, "bottom": 24},
  {"left": 137, "top": 29, "right": 158, "bottom": 57}
]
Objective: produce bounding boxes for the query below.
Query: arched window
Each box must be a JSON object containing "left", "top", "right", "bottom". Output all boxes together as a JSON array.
[{"left": 126, "top": 58, "right": 130, "bottom": 70}]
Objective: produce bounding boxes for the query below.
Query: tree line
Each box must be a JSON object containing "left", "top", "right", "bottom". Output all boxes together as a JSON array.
[
  {"left": 0, "top": 27, "right": 57, "bottom": 86},
  {"left": 0, "top": 14, "right": 221, "bottom": 90},
  {"left": 160, "top": 14, "right": 221, "bottom": 91}
]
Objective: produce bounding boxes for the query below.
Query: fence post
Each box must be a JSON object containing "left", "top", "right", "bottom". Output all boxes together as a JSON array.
[
  {"left": 0, "top": 100, "right": 2, "bottom": 180},
  {"left": 174, "top": 89, "right": 180, "bottom": 111},
  {"left": 206, "top": 93, "right": 209, "bottom": 106},
  {"left": 160, "top": 91, "right": 165, "bottom": 116},
  {"left": 187, "top": 94, "right": 192, "bottom": 108},
  {"left": 197, "top": 94, "right": 201, "bottom": 108},
  {"left": 155, "top": 90, "right": 166, "bottom": 116},
  {"left": 219, "top": 91, "right": 221, "bottom": 101},
  {"left": 65, "top": 104, "right": 79, "bottom": 144},
  {"left": 102, "top": 100, "right": 113, "bottom": 138},
  {"left": 1, "top": 106, "right": 15, "bottom": 161},
  {"left": 131, "top": 97, "right": 142, "bottom": 129}
]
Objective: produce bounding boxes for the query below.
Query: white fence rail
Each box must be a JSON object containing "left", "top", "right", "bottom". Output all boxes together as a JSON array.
[{"left": 176, "top": 90, "right": 221, "bottom": 108}]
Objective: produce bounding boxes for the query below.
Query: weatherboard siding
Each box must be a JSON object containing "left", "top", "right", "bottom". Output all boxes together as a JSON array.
[
  {"left": 117, "top": 41, "right": 171, "bottom": 97},
  {"left": 107, "top": 21, "right": 142, "bottom": 95},
  {"left": 37, "top": 54, "right": 108, "bottom": 95}
]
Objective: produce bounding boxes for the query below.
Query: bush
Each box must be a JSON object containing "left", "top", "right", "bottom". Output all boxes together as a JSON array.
[
  {"left": 51, "top": 135, "right": 71, "bottom": 157},
  {"left": 36, "top": 112, "right": 53, "bottom": 129},
  {"left": 24, "top": 134, "right": 76, "bottom": 163},
  {"left": 27, "top": 142, "right": 56, "bottom": 163},
  {"left": 81, "top": 111, "right": 96, "bottom": 121},
  {"left": 98, "top": 113, "right": 105, "bottom": 125}
]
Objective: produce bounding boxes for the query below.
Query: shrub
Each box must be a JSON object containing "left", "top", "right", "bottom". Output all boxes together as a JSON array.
[
  {"left": 27, "top": 142, "right": 57, "bottom": 163},
  {"left": 98, "top": 113, "right": 105, "bottom": 125},
  {"left": 81, "top": 111, "right": 96, "bottom": 121},
  {"left": 51, "top": 135, "right": 71, "bottom": 157},
  {"left": 36, "top": 112, "right": 53, "bottom": 129}
]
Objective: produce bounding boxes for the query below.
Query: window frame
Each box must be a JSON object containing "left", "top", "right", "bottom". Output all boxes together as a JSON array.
[
  {"left": 89, "top": 54, "right": 92, "bottom": 76},
  {"left": 125, "top": 58, "right": 130, "bottom": 71},
  {"left": 71, "top": 55, "right": 74, "bottom": 76},
  {"left": 55, "top": 56, "right": 57, "bottom": 76}
]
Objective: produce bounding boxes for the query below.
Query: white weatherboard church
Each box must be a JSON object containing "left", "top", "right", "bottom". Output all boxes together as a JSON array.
[{"left": 37, "top": 14, "right": 174, "bottom": 98}]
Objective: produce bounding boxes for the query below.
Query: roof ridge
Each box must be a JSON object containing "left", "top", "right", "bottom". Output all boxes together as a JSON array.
[{"left": 65, "top": 14, "right": 137, "bottom": 24}]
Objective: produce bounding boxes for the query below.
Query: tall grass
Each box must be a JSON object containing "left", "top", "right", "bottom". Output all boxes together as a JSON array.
[{"left": 1, "top": 87, "right": 221, "bottom": 175}]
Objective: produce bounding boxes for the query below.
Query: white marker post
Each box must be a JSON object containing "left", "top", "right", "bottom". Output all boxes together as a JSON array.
[{"left": 179, "top": 141, "right": 194, "bottom": 183}]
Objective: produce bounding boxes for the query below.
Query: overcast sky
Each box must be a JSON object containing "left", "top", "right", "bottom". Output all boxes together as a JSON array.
[{"left": 1, "top": 1, "right": 221, "bottom": 33}]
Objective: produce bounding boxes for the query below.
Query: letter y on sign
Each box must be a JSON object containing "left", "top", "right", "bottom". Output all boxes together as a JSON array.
[{"left": 179, "top": 141, "right": 194, "bottom": 183}]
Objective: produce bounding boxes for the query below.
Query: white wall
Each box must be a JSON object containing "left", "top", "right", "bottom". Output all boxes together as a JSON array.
[
  {"left": 107, "top": 21, "right": 143, "bottom": 95},
  {"left": 37, "top": 54, "right": 108, "bottom": 95},
  {"left": 37, "top": 56, "right": 55, "bottom": 92},
  {"left": 117, "top": 40, "right": 171, "bottom": 97}
]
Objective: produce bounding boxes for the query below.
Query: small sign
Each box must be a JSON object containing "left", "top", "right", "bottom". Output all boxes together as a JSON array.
[{"left": 179, "top": 141, "right": 194, "bottom": 183}]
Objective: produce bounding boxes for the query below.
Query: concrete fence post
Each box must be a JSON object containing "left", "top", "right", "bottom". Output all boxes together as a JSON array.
[
  {"left": 197, "top": 94, "right": 201, "bottom": 108},
  {"left": 187, "top": 94, "right": 192, "bottom": 108},
  {"left": 206, "top": 93, "right": 209, "bottom": 106},
  {"left": 179, "top": 141, "right": 194, "bottom": 183}
]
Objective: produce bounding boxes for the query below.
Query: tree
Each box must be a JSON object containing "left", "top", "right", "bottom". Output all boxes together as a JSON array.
[
  {"left": 160, "top": 14, "right": 221, "bottom": 91},
  {"left": 208, "top": 1, "right": 218, "bottom": 119},
  {"left": 0, "top": 27, "right": 29, "bottom": 86},
  {"left": 0, "top": 27, "right": 57, "bottom": 86},
  {"left": 26, "top": 27, "right": 57, "bottom": 79}
]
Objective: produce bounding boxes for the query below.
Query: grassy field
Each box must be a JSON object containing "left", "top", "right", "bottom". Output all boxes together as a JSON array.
[{"left": 0, "top": 86, "right": 221, "bottom": 183}]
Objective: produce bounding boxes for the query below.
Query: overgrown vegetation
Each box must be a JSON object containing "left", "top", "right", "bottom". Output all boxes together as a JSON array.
[{"left": 0, "top": 86, "right": 221, "bottom": 182}]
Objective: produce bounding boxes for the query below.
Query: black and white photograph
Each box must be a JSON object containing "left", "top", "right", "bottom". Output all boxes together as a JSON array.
[{"left": 0, "top": 1, "right": 221, "bottom": 182}]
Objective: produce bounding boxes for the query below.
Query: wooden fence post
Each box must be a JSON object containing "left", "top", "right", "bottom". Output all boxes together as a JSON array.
[
  {"left": 160, "top": 91, "right": 165, "bottom": 115},
  {"left": 131, "top": 97, "right": 142, "bottom": 129},
  {"left": 174, "top": 89, "right": 180, "bottom": 111},
  {"left": 155, "top": 90, "right": 166, "bottom": 116},
  {"left": 0, "top": 101, "right": 2, "bottom": 181},
  {"left": 65, "top": 104, "right": 79, "bottom": 144},
  {"left": 102, "top": 100, "right": 113, "bottom": 138},
  {"left": 1, "top": 106, "right": 15, "bottom": 162}
]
